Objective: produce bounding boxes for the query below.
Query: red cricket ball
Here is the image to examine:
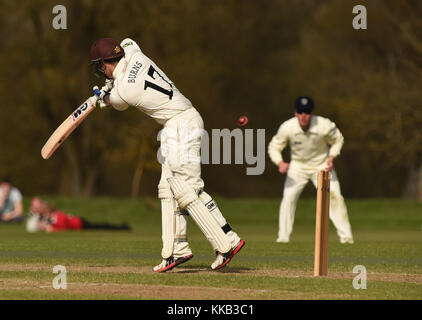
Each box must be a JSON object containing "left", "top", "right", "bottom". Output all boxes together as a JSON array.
[{"left": 238, "top": 116, "right": 248, "bottom": 127}]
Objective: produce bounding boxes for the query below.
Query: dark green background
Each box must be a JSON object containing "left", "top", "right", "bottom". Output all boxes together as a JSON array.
[{"left": 1, "top": 0, "right": 421, "bottom": 198}]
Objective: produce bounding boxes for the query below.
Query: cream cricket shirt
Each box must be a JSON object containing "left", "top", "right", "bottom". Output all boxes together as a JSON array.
[
  {"left": 109, "top": 38, "right": 194, "bottom": 124},
  {"left": 268, "top": 116, "right": 344, "bottom": 168}
]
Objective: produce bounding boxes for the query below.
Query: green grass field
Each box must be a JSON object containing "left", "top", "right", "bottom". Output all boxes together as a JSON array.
[{"left": 0, "top": 197, "right": 421, "bottom": 300}]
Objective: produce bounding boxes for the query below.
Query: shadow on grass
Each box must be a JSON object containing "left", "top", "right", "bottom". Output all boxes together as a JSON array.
[{"left": 172, "top": 266, "right": 254, "bottom": 274}]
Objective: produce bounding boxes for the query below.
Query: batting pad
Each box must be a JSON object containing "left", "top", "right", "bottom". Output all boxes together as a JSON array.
[
  {"left": 198, "top": 190, "right": 241, "bottom": 247},
  {"left": 174, "top": 210, "right": 189, "bottom": 243},
  {"left": 173, "top": 210, "right": 192, "bottom": 259},
  {"left": 159, "top": 183, "right": 175, "bottom": 259},
  {"left": 168, "top": 177, "right": 231, "bottom": 253},
  {"left": 198, "top": 190, "right": 228, "bottom": 228}
]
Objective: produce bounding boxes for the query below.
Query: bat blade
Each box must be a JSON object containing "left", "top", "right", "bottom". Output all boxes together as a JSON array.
[{"left": 41, "top": 96, "right": 97, "bottom": 159}]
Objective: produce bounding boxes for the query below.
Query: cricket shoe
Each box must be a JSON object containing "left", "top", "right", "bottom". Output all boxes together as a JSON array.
[
  {"left": 153, "top": 254, "right": 193, "bottom": 273},
  {"left": 211, "top": 239, "right": 245, "bottom": 270}
]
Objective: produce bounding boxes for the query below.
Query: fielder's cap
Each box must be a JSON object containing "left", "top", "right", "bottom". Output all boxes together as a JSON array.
[
  {"left": 90, "top": 38, "right": 124, "bottom": 62},
  {"left": 294, "top": 96, "right": 314, "bottom": 114}
]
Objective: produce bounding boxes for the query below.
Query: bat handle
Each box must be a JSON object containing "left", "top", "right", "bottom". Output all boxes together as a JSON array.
[
  {"left": 93, "top": 88, "right": 101, "bottom": 97},
  {"left": 92, "top": 89, "right": 107, "bottom": 108}
]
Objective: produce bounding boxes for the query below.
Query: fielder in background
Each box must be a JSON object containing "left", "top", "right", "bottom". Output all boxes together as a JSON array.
[
  {"left": 0, "top": 177, "right": 23, "bottom": 223},
  {"left": 89, "top": 38, "right": 245, "bottom": 272},
  {"left": 268, "top": 97, "right": 354, "bottom": 244}
]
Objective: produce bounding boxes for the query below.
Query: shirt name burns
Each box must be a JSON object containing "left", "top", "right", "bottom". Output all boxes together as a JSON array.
[{"left": 128, "top": 61, "right": 142, "bottom": 83}]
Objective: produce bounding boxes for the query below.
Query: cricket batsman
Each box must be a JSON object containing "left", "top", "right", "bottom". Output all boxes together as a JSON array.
[
  {"left": 89, "top": 38, "right": 245, "bottom": 272},
  {"left": 268, "top": 96, "right": 354, "bottom": 244}
]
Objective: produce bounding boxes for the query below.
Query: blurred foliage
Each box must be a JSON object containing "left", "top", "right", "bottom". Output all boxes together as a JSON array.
[{"left": 0, "top": 0, "right": 421, "bottom": 198}]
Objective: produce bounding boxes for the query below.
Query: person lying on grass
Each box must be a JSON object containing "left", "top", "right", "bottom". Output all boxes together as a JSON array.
[{"left": 26, "top": 197, "right": 130, "bottom": 233}]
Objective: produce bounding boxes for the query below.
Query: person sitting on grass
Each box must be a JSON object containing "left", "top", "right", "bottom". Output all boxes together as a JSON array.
[
  {"left": 27, "top": 197, "right": 131, "bottom": 233},
  {"left": 0, "top": 177, "right": 24, "bottom": 223}
]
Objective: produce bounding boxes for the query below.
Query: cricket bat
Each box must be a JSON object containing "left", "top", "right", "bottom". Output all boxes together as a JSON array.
[{"left": 41, "top": 95, "right": 98, "bottom": 159}]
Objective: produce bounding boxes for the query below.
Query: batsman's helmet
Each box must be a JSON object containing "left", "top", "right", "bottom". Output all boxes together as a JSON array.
[
  {"left": 294, "top": 96, "right": 314, "bottom": 114},
  {"left": 90, "top": 38, "right": 124, "bottom": 78}
]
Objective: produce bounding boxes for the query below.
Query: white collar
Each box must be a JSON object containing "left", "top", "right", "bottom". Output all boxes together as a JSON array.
[{"left": 112, "top": 58, "right": 127, "bottom": 79}]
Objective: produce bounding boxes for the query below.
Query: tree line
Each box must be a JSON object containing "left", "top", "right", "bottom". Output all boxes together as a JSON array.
[{"left": 0, "top": 0, "right": 421, "bottom": 198}]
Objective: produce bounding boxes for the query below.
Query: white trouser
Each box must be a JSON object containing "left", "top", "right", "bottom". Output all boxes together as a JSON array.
[
  {"left": 160, "top": 108, "right": 205, "bottom": 190},
  {"left": 278, "top": 162, "right": 353, "bottom": 243},
  {"left": 159, "top": 108, "right": 239, "bottom": 258}
]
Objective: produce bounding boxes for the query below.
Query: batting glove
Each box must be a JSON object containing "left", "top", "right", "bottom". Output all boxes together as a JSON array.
[
  {"left": 93, "top": 80, "right": 113, "bottom": 108},
  {"left": 104, "top": 79, "right": 114, "bottom": 90}
]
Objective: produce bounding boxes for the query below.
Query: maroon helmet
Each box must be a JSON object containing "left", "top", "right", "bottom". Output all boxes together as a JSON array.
[{"left": 90, "top": 38, "right": 125, "bottom": 78}]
